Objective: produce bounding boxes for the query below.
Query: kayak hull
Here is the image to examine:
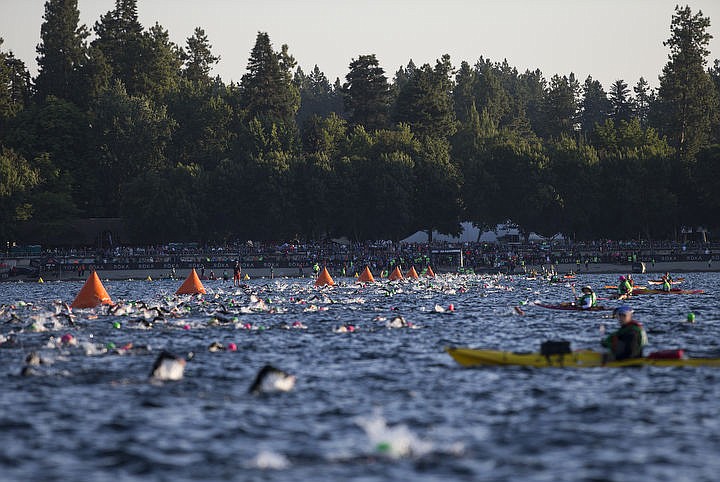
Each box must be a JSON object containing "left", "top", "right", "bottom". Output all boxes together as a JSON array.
[{"left": 445, "top": 347, "right": 720, "bottom": 368}]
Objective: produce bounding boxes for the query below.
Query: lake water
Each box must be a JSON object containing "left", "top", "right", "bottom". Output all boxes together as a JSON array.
[{"left": 1, "top": 273, "right": 719, "bottom": 481}]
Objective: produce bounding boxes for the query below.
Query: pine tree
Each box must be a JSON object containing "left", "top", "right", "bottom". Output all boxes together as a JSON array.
[
  {"left": 240, "top": 32, "right": 300, "bottom": 129},
  {"left": 579, "top": 75, "right": 610, "bottom": 136},
  {"left": 35, "top": 0, "right": 90, "bottom": 105},
  {"left": 182, "top": 27, "right": 219, "bottom": 83},
  {"left": 656, "top": 5, "right": 718, "bottom": 161},
  {"left": 608, "top": 79, "right": 632, "bottom": 123},
  {"left": 343, "top": 54, "right": 390, "bottom": 130},
  {"left": 0, "top": 39, "right": 31, "bottom": 123},
  {"left": 632, "top": 77, "right": 653, "bottom": 127},
  {"left": 92, "top": 0, "right": 145, "bottom": 95},
  {"left": 394, "top": 55, "right": 457, "bottom": 139}
]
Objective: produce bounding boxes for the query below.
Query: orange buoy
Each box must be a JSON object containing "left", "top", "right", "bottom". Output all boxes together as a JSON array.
[
  {"left": 426, "top": 266, "right": 436, "bottom": 278},
  {"left": 176, "top": 268, "right": 206, "bottom": 295},
  {"left": 358, "top": 266, "right": 375, "bottom": 283},
  {"left": 315, "top": 267, "right": 335, "bottom": 287},
  {"left": 71, "top": 271, "right": 113, "bottom": 308},
  {"left": 388, "top": 266, "right": 403, "bottom": 281},
  {"left": 406, "top": 266, "right": 419, "bottom": 279}
]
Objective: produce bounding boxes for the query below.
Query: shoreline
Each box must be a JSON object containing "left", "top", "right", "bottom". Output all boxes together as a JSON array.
[{"left": 2, "top": 260, "right": 717, "bottom": 282}]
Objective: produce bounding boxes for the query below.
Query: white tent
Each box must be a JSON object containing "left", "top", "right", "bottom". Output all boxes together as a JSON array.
[{"left": 401, "top": 222, "right": 554, "bottom": 243}]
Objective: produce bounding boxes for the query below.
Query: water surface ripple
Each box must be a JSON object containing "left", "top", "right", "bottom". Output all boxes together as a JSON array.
[{"left": 1, "top": 273, "right": 719, "bottom": 481}]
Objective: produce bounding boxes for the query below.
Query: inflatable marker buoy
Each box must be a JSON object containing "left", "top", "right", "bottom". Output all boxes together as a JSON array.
[
  {"left": 358, "top": 266, "right": 375, "bottom": 283},
  {"left": 176, "top": 269, "right": 206, "bottom": 295},
  {"left": 71, "top": 271, "right": 113, "bottom": 308},
  {"left": 243, "top": 274, "right": 250, "bottom": 280},
  {"left": 315, "top": 267, "right": 335, "bottom": 287},
  {"left": 38, "top": 277, "right": 44, "bottom": 283},
  {"left": 388, "top": 266, "right": 403, "bottom": 281}
]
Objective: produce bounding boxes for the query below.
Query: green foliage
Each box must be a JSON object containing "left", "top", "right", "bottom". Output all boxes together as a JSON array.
[
  {"left": 394, "top": 55, "right": 457, "bottom": 139},
  {"left": 0, "top": 39, "right": 31, "bottom": 123},
  {"left": 656, "top": 5, "right": 718, "bottom": 161},
  {"left": 343, "top": 54, "right": 390, "bottom": 131},
  {"left": 92, "top": 0, "right": 145, "bottom": 95},
  {"left": 0, "top": 146, "right": 40, "bottom": 243},
  {"left": 2, "top": 5, "right": 720, "bottom": 244},
  {"left": 34, "top": 0, "right": 89, "bottom": 105},
  {"left": 241, "top": 32, "right": 300, "bottom": 129},
  {"left": 121, "top": 163, "right": 203, "bottom": 243},
  {"left": 90, "top": 80, "right": 177, "bottom": 215},
  {"left": 182, "top": 27, "right": 220, "bottom": 83}
]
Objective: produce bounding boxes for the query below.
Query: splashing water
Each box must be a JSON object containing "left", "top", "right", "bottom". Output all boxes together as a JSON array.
[{"left": 355, "top": 411, "right": 433, "bottom": 459}]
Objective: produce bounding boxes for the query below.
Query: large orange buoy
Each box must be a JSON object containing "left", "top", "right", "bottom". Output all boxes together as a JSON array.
[
  {"left": 406, "top": 266, "right": 419, "bottom": 279},
  {"left": 358, "top": 266, "right": 375, "bottom": 283},
  {"left": 315, "top": 267, "right": 335, "bottom": 287},
  {"left": 176, "top": 268, "right": 206, "bottom": 295},
  {"left": 71, "top": 271, "right": 113, "bottom": 308},
  {"left": 388, "top": 266, "right": 403, "bottom": 281},
  {"left": 426, "top": 266, "right": 436, "bottom": 278}
]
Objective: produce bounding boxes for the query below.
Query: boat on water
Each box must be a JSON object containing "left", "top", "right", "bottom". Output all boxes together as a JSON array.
[
  {"left": 534, "top": 302, "right": 611, "bottom": 312},
  {"left": 605, "top": 287, "right": 704, "bottom": 295},
  {"left": 648, "top": 277, "right": 685, "bottom": 285},
  {"left": 445, "top": 347, "right": 720, "bottom": 368}
]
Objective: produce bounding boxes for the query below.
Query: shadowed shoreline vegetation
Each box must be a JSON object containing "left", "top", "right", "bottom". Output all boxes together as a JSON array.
[{"left": 1, "top": 1, "right": 719, "bottom": 245}]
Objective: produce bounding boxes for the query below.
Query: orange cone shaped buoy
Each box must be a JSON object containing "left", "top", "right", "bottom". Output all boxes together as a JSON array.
[
  {"left": 358, "top": 266, "right": 375, "bottom": 283},
  {"left": 315, "top": 267, "right": 335, "bottom": 287},
  {"left": 406, "top": 266, "right": 419, "bottom": 279},
  {"left": 388, "top": 266, "right": 404, "bottom": 281},
  {"left": 71, "top": 271, "right": 113, "bottom": 308},
  {"left": 426, "top": 266, "right": 436, "bottom": 278},
  {"left": 176, "top": 268, "right": 206, "bottom": 295}
]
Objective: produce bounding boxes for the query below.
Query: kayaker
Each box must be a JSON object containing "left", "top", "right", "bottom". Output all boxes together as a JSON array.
[
  {"left": 661, "top": 272, "right": 673, "bottom": 292},
  {"left": 617, "top": 275, "right": 633, "bottom": 298},
  {"left": 601, "top": 305, "right": 648, "bottom": 360},
  {"left": 576, "top": 286, "right": 597, "bottom": 309}
]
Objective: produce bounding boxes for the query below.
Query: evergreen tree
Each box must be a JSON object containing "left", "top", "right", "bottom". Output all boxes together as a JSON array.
[
  {"left": 632, "top": 77, "right": 653, "bottom": 127},
  {"left": 539, "top": 73, "right": 580, "bottom": 139},
  {"left": 608, "top": 79, "right": 632, "bottom": 123},
  {"left": 35, "top": 0, "right": 89, "bottom": 105},
  {"left": 240, "top": 32, "right": 300, "bottom": 130},
  {"left": 92, "top": 0, "right": 145, "bottom": 95},
  {"left": 656, "top": 5, "right": 718, "bottom": 161},
  {"left": 181, "top": 27, "right": 220, "bottom": 83},
  {"left": 579, "top": 75, "right": 610, "bottom": 136},
  {"left": 0, "top": 39, "right": 31, "bottom": 124},
  {"left": 452, "top": 61, "right": 477, "bottom": 124},
  {"left": 394, "top": 55, "right": 457, "bottom": 138},
  {"left": 296, "top": 64, "right": 343, "bottom": 128},
  {"left": 139, "top": 23, "right": 182, "bottom": 98},
  {"left": 343, "top": 54, "right": 390, "bottom": 130},
  {"left": 474, "top": 58, "right": 511, "bottom": 126}
]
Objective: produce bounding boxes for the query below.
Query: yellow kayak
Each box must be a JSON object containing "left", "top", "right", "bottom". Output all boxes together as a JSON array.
[{"left": 446, "top": 347, "right": 720, "bottom": 368}]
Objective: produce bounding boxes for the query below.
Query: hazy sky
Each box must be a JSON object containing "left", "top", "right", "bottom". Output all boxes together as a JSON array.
[{"left": 2, "top": 0, "right": 719, "bottom": 90}]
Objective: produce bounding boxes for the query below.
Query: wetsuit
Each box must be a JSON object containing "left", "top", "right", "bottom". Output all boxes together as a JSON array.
[{"left": 601, "top": 321, "right": 648, "bottom": 360}]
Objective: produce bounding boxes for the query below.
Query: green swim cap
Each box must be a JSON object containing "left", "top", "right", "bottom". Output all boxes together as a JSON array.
[{"left": 687, "top": 312, "right": 696, "bottom": 322}]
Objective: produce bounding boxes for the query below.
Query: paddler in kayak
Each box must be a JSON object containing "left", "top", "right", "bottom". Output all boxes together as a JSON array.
[
  {"left": 576, "top": 285, "right": 597, "bottom": 309},
  {"left": 617, "top": 275, "right": 633, "bottom": 299},
  {"left": 661, "top": 272, "right": 673, "bottom": 292},
  {"left": 601, "top": 305, "right": 648, "bottom": 360}
]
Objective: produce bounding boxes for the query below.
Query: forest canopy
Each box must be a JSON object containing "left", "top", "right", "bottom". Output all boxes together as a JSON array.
[{"left": 1, "top": 1, "right": 720, "bottom": 245}]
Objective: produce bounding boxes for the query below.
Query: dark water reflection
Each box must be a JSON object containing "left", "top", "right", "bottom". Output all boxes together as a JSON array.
[{"left": 1, "top": 273, "right": 719, "bottom": 481}]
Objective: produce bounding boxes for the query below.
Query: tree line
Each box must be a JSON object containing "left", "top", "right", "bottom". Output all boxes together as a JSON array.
[{"left": 1, "top": 0, "right": 719, "bottom": 245}]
